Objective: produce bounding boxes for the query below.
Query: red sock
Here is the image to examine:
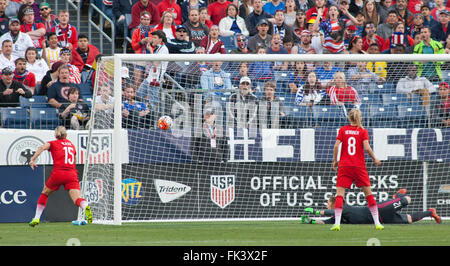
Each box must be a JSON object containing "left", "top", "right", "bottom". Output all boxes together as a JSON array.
[
  {"left": 335, "top": 195, "right": 344, "bottom": 209},
  {"left": 366, "top": 194, "right": 377, "bottom": 207},
  {"left": 75, "top": 198, "right": 87, "bottom": 208},
  {"left": 37, "top": 193, "right": 48, "bottom": 206}
]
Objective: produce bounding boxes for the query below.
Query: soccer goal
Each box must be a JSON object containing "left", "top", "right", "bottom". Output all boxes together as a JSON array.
[{"left": 80, "top": 53, "right": 450, "bottom": 225}]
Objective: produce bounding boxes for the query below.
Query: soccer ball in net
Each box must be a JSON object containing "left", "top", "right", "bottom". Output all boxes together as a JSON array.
[{"left": 158, "top": 115, "right": 173, "bottom": 130}]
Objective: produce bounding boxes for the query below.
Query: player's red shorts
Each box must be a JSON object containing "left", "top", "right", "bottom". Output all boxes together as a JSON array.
[
  {"left": 46, "top": 168, "right": 80, "bottom": 191},
  {"left": 336, "top": 166, "right": 371, "bottom": 188}
]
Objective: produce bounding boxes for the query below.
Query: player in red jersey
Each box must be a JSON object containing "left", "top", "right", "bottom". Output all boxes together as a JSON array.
[
  {"left": 331, "top": 109, "right": 383, "bottom": 231},
  {"left": 28, "top": 126, "right": 92, "bottom": 226}
]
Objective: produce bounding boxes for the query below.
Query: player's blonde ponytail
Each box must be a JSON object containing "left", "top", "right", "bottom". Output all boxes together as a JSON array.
[
  {"left": 55, "top": 126, "right": 67, "bottom": 139},
  {"left": 348, "top": 109, "right": 364, "bottom": 129}
]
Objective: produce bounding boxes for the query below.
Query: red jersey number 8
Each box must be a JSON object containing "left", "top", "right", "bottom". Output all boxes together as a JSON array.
[
  {"left": 63, "top": 146, "right": 75, "bottom": 164},
  {"left": 348, "top": 137, "right": 356, "bottom": 156}
]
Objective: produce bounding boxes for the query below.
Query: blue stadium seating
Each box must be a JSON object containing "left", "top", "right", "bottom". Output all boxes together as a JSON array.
[
  {"left": 369, "top": 104, "right": 399, "bottom": 128},
  {"left": 397, "top": 104, "right": 428, "bottom": 128},
  {"left": 312, "top": 105, "right": 346, "bottom": 128},
  {"left": 370, "top": 82, "right": 396, "bottom": 94},
  {"left": 381, "top": 93, "right": 410, "bottom": 106},
  {"left": 30, "top": 107, "right": 60, "bottom": 129},
  {"left": 20, "top": 96, "right": 49, "bottom": 108},
  {"left": 0, "top": 107, "right": 30, "bottom": 129},
  {"left": 219, "top": 35, "right": 237, "bottom": 52},
  {"left": 285, "top": 104, "right": 313, "bottom": 128}
]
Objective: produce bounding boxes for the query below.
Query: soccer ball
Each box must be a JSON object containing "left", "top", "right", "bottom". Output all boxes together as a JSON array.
[{"left": 158, "top": 115, "right": 173, "bottom": 130}]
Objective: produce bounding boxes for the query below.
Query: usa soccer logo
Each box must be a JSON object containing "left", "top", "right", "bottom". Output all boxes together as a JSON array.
[{"left": 210, "top": 175, "right": 235, "bottom": 209}]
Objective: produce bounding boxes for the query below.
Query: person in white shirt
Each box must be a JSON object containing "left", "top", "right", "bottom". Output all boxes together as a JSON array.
[
  {"left": 0, "top": 39, "right": 17, "bottom": 71},
  {"left": 0, "top": 17, "right": 34, "bottom": 58},
  {"left": 25, "top": 46, "right": 50, "bottom": 85},
  {"left": 396, "top": 64, "right": 435, "bottom": 107}
]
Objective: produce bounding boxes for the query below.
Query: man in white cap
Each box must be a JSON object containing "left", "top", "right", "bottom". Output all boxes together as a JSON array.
[
  {"left": 228, "top": 76, "right": 259, "bottom": 128},
  {"left": 0, "top": 17, "right": 34, "bottom": 58}
]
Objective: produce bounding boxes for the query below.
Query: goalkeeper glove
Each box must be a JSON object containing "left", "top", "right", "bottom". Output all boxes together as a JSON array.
[
  {"left": 304, "top": 207, "right": 320, "bottom": 215},
  {"left": 301, "top": 215, "right": 317, "bottom": 224}
]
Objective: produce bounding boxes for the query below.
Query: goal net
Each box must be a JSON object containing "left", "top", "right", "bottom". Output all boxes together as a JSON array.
[{"left": 80, "top": 53, "right": 450, "bottom": 225}]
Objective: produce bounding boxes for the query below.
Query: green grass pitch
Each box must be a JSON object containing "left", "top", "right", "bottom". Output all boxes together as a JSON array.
[{"left": 0, "top": 220, "right": 448, "bottom": 246}]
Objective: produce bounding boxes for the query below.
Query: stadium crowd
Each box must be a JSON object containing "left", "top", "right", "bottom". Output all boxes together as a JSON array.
[{"left": 0, "top": 0, "right": 450, "bottom": 130}]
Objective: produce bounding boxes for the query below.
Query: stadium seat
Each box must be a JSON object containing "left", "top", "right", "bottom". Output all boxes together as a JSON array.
[
  {"left": 371, "top": 82, "right": 396, "bottom": 94},
  {"left": 382, "top": 93, "right": 409, "bottom": 106},
  {"left": 285, "top": 104, "right": 313, "bottom": 128},
  {"left": 397, "top": 104, "right": 428, "bottom": 128},
  {"left": 312, "top": 105, "right": 346, "bottom": 128},
  {"left": 219, "top": 35, "right": 237, "bottom": 52},
  {"left": 360, "top": 94, "right": 382, "bottom": 106},
  {"left": 30, "top": 107, "right": 60, "bottom": 129},
  {"left": 20, "top": 96, "right": 49, "bottom": 108},
  {"left": 369, "top": 104, "right": 399, "bottom": 128},
  {"left": 0, "top": 107, "right": 30, "bottom": 129},
  {"left": 79, "top": 82, "right": 93, "bottom": 97}
]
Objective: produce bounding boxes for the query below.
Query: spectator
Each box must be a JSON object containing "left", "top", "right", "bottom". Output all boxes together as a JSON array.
[
  {"left": 199, "top": 7, "right": 214, "bottom": 28},
  {"left": 267, "top": 33, "right": 289, "bottom": 71},
  {"left": 327, "top": 71, "right": 361, "bottom": 109},
  {"left": 376, "top": 10, "right": 399, "bottom": 40},
  {"left": 208, "top": 0, "right": 232, "bottom": 26},
  {"left": 13, "top": 57, "right": 36, "bottom": 94},
  {"left": 414, "top": 26, "right": 445, "bottom": 82},
  {"left": 199, "top": 25, "right": 226, "bottom": 54},
  {"left": 0, "top": 0, "right": 9, "bottom": 37},
  {"left": 407, "top": 0, "right": 423, "bottom": 14},
  {"left": 366, "top": 43, "right": 387, "bottom": 80},
  {"left": 42, "top": 32, "right": 61, "bottom": 68},
  {"left": 283, "top": 37, "right": 294, "bottom": 53},
  {"left": 219, "top": 4, "right": 249, "bottom": 37},
  {"left": 190, "top": 107, "right": 227, "bottom": 163},
  {"left": 71, "top": 34, "right": 100, "bottom": 74},
  {"left": 230, "top": 34, "right": 250, "bottom": 54},
  {"left": 245, "top": 0, "right": 273, "bottom": 37},
  {"left": 50, "top": 10, "right": 78, "bottom": 49},
  {"left": 263, "top": 0, "right": 285, "bottom": 16},
  {"left": 431, "top": 0, "right": 450, "bottom": 21},
  {"left": 407, "top": 13, "right": 425, "bottom": 38},
  {"left": 407, "top": 29, "right": 424, "bottom": 53},
  {"left": 0, "top": 40, "right": 17, "bottom": 71},
  {"left": 292, "top": 10, "right": 307, "bottom": 39},
  {"left": 272, "top": 9, "right": 298, "bottom": 43},
  {"left": 288, "top": 61, "right": 307, "bottom": 93},
  {"left": 129, "top": 0, "right": 160, "bottom": 33},
  {"left": 154, "top": 11, "right": 177, "bottom": 41},
  {"left": 421, "top": 4, "right": 439, "bottom": 29},
  {"left": 20, "top": 7, "right": 46, "bottom": 55},
  {"left": 137, "top": 30, "right": 169, "bottom": 112},
  {"left": 261, "top": 80, "right": 286, "bottom": 128},
  {"left": 131, "top": 11, "right": 155, "bottom": 88},
  {"left": 378, "top": 0, "right": 394, "bottom": 24},
  {"left": 431, "top": 82, "right": 450, "bottom": 127},
  {"left": 348, "top": 61, "right": 385, "bottom": 94},
  {"left": 166, "top": 24, "right": 196, "bottom": 54},
  {"left": 0, "top": 17, "right": 34, "bottom": 58},
  {"left": 37, "top": 2, "right": 58, "bottom": 34},
  {"left": 180, "top": 0, "right": 207, "bottom": 24},
  {"left": 231, "top": 61, "right": 250, "bottom": 87},
  {"left": 361, "top": 21, "right": 385, "bottom": 52},
  {"left": 59, "top": 48, "right": 82, "bottom": 84},
  {"left": 183, "top": 46, "right": 209, "bottom": 88},
  {"left": 58, "top": 87, "right": 90, "bottom": 130},
  {"left": 25, "top": 46, "right": 49, "bottom": 86},
  {"left": 47, "top": 65, "right": 80, "bottom": 109},
  {"left": 39, "top": 60, "right": 62, "bottom": 96},
  {"left": 292, "top": 30, "right": 315, "bottom": 54},
  {"left": 112, "top": 0, "right": 134, "bottom": 38},
  {"left": 249, "top": 45, "right": 274, "bottom": 83},
  {"left": 228, "top": 76, "right": 258, "bottom": 128},
  {"left": 183, "top": 8, "right": 209, "bottom": 47},
  {"left": 348, "top": 0, "right": 364, "bottom": 17},
  {"left": 306, "top": 0, "right": 328, "bottom": 21},
  {"left": 431, "top": 9, "right": 450, "bottom": 45},
  {"left": 200, "top": 60, "right": 232, "bottom": 100},
  {"left": 382, "top": 22, "right": 415, "bottom": 52},
  {"left": 396, "top": 64, "right": 435, "bottom": 107},
  {"left": 94, "top": 84, "right": 114, "bottom": 128},
  {"left": 316, "top": 61, "right": 342, "bottom": 86},
  {"left": 348, "top": 35, "right": 366, "bottom": 54},
  {"left": 297, "top": 0, "right": 314, "bottom": 13},
  {"left": 4, "top": 0, "right": 21, "bottom": 19},
  {"left": 386, "top": 44, "right": 408, "bottom": 83},
  {"left": 284, "top": 0, "right": 298, "bottom": 27},
  {"left": 295, "top": 71, "right": 326, "bottom": 106},
  {"left": 362, "top": 0, "right": 379, "bottom": 27},
  {"left": 122, "top": 86, "right": 152, "bottom": 129},
  {"left": 157, "top": 0, "right": 182, "bottom": 25},
  {"left": 391, "top": 0, "right": 413, "bottom": 24},
  {"left": 239, "top": 0, "right": 254, "bottom": 18},
  {"left": 248, "top": 18, "right": 272, "bottom": 53},
  {"left": 0, "top": 67, "right": 32, "bottom": 107}
]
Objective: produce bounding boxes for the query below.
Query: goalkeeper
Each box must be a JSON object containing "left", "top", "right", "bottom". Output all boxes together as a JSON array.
[{"left": 301, "top": 189, "right": 441, "bottom": 225}]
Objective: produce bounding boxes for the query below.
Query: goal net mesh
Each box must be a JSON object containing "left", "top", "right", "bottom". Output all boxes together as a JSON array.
[{"left": 81, "top": 54, "right": 450, "bottom": 224}]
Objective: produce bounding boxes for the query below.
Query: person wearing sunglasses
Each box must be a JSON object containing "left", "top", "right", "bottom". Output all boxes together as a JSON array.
[{"left": 36, "top": 2, "right": 58, "bottom": 34}]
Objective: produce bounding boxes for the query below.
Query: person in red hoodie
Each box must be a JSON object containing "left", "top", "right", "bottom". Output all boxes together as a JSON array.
[
  {"left": 129, "top": 0, "right": 160, "bottom": 33},
  {"left": 71, "top": 34, "right": 100, "bottom": 73},
  {"left": 157, "top": 0, "right": 182, "bottom": 25},
  {"left": 199, "top": 25, "right": 226, "bottom": 54}
]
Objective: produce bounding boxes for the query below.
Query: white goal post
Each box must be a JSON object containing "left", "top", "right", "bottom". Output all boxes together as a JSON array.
[{"left": 80, "top": 53, "right": 450, "bottom": 225}]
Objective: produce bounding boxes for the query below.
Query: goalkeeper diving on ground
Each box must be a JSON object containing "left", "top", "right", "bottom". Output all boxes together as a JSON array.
[{"left": 300, "top": 189, "right": 442, "bottom": 225}]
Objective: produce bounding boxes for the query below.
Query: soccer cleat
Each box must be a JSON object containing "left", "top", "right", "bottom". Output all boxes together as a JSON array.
[
  {"left": 393, "top": 188, "right": 407, "bottom": 199},
  {"left": 85, "top": 206, "right": 93, "bottom": 224},
  {"left": 29, "top": 218, "right": 40, "bottom": 227},
  {"left": 429, "top": 208, "right": 441, "bottom": 224},
  {"left": 375, "top": 224, "right": 385, "bottom": 230},
  {"left": 330, "top": 224, "right": 340, "bottom": 231}
]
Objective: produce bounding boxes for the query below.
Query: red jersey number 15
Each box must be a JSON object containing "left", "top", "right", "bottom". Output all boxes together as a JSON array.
[{"left": 63, "top": 146, "right": 75, "bottom": 165}]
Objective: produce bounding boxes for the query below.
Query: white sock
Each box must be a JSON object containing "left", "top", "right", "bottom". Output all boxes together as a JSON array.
[
  {"left": 334, "top": 208, "right": 342, "bottom": 226},
  {"left": 34, "top": 204, "right": 45, "bottom": 220},
  {"left": 369, "top": 205, "right": 381, "bottom": 225},
  {"left": 80, "top": 200, "right": 88, "bottom": 210}
]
